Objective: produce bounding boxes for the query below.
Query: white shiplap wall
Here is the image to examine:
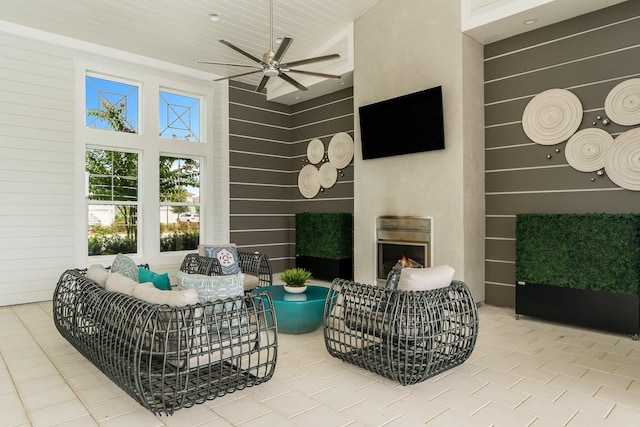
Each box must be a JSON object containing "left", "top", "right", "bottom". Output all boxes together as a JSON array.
[
  {"left": 0, "top": 28, "right": 228, "bottom": 306},
  {"left": 0, "top": 32, "right": 76, "bottom": 305}
]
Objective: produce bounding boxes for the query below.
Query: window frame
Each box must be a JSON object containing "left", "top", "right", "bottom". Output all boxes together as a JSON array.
[{"left": 76, "top": 59, "right": 221, "bottom": 267}]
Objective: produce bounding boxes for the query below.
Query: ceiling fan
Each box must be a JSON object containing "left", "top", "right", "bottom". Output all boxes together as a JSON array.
[{"left": 195, "top": 0, "right": 341, "bottom": 93}]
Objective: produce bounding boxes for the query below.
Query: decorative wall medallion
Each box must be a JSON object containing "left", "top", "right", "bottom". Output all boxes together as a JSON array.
[
  {"left": 604, "top": 78, "right": 640, "bottom": 126},
  {"left": 318, "top": 162, "right": 338, "bottom": 188},
  {"left": 522, "top": 88, "right": 583, "bottom": 145},
  {"left": 565, "top": 128, "right": 613, "bottom": 172},
  {"left": 604, "top": 127, "right": 640, "bottom": 191},
  {"left": 306, "top": 138, "right": 324, "bottom": 164},
  {"left": 328, "top": 132, "right": 354, "bottom": 169},
  {"left": 298, "top": 164, "right": 320, "bottom": 198}
]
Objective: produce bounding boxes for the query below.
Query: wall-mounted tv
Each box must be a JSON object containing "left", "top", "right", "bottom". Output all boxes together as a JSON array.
[{"left": 359, "top": 86, "right": 444, "bottom": 160}]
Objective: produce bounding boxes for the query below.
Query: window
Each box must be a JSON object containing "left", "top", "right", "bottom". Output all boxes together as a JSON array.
[
  {"left": 86, "top": 148, "right": 139, "bottom": 255},
  {"left": 80, "top": 68, "right": 212, "bottom": 261},
  {"left": 159, "top": 90, "right": 200, "bottom": 141},
  {"left": 86, "top": 75, "right": 139, "bottom": 133},
  {"left": 159, "top": 156, "right": 200, "bottom": 252}
]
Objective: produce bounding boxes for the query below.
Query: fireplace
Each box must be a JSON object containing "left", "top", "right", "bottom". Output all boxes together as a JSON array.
[{"left": 376, "top": 216, "right": 431, "bottom": 286}]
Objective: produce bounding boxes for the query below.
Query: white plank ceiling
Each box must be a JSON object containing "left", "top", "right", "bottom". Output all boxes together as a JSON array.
[
  {"left": 0, "top": 0, "right": 380, "bottom": 101},
  {"left": 0, "top": 0, "right": 628, "bottom": 102}
]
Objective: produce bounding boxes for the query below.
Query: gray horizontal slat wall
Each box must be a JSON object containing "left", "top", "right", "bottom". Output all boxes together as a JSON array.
[
  {"left": 484, "top": 1, "right": 640, "bottom": 308},
  {"left": 228, "top": 82, "right": 354, "bottom": 273}
]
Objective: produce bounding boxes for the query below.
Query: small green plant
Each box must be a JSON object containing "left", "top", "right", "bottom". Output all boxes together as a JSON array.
[{"left": 280, "top": 268, "right": 312, "bottom": 287}]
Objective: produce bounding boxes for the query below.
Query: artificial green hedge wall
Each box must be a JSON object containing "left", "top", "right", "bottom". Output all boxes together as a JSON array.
[
  {"left": 515, "top": 213, "right": 640, "bottom": 295},
  {"left": 295, "top": 212, "right": 353, "bottom": 260}
]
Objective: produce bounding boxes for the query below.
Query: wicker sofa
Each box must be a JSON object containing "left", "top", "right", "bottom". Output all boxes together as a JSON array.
[
  {"left": 324, "top": 278, "right": 478, "bottom": 385},
  {"left": 53, "top": 267, "right": 278, "bottom": 415}
]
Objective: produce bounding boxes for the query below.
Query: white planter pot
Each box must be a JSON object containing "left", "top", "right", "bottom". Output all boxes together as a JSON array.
[{"left": 284, "top": 285, "right": 307, "bottom": 293}]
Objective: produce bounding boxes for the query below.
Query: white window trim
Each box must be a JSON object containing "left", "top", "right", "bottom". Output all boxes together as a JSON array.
[{"left": 75, "top": 58, "right": 226, "bottom": 268}]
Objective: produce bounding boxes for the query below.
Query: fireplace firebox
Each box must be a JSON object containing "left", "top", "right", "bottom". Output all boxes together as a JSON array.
[{"left": 376, "top": 216, "right": 431, "bottom": 286}]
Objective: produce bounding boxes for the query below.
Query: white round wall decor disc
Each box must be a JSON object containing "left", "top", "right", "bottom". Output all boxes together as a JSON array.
[
  {"left": 328, "top": 132, "right": 354, "bottom": 169},
  {"left": 565, "top": 128, "right": 613, "bottom": 172},
  {"left": 297, "top": 164, "right": 320, "bottom": 198},
  {"left": 521, "top": 88, "right": 583, "bottom": 145},
  {"left": 604, "top": 127, "right": 640, "bottom": 191},
  {"left": 604, "top": 78, "right": 640, "bottom": 126},
  {"left": 318, "top": 162, "right": 338, "bottom": 188},
  {"left": 306, "top": 138, "right": 324, "bottom": 164}
]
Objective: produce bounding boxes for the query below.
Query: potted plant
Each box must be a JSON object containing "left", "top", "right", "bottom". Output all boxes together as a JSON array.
[{"left": 280, "top": 268, "right": 312, "bottom": 293}]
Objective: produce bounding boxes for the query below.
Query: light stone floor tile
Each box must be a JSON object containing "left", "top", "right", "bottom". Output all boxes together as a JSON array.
[
  {"left": 554, "top": 390, "right": 615, "bottom": 418},
  {"left": 511, "top": 378, "right": 566, "bottom": 401},
  {"left": 288, "top": 405, "right": 355, "bottom": 427},
  {"left": 594, "top": 386, "right": 640, "bottom": 409},
  {"left": 566, "top": 411, "right": 626, "bottom": 427},
  {"left": 431, "top": 387, "right": 490, "bottom": 415},
  {"left": 516, "top": 395, "right": 577, "bottom": 425},
  {"left": 261, "top": 389, "right": 321, "bottom": 418},
  {"left": 3, "top": 303, "right": 640, "bottom": 426},
  {"left": 473, "top": 383, "right": 529, "bottom": 409},
  {"left": 505, "top": 349, "right": 549, "bottom": 366},
  {"left": 508, "top": 363, "right": 557, "bottom": 383},
  {"left": 210, "top": 395, "right": 272, "bottom": 425},
  {"left": 548, "top": 373, "right": 602, "bottom": 396},
  {"left": 434, "top": 370, "right": 488, "bottom": 394},
  {"left": 426, "top": 408, "right": 493, "bottom": 427},
  {"left": 539, "top": 359, "right": 588, "bottom": 378},
  {"left": 472, "top": 401, "right": 537, "bottom": 427},
  {"left": 342, "top": 399, "right": 405, "bottom": 425},
  {"left": 581, "top": 369, "right": 633, "bottom": 390},
  {"left": 607, "top": 404, "right": 640, "bottom": 426}
]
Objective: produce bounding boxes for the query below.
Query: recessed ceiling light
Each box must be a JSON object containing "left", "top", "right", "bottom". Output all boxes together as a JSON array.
[
  {"left": 275, "top": 37, "right": 283, "bottom": 44},
  {"left": 523, "top": 18, "right": 537, "bottom": 25},
  {"left": 208, "top": 13, "right": 220, "bottom": 22}
]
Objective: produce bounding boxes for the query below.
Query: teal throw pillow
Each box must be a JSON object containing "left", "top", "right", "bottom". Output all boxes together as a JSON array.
[
  {"left": 138, "top": 267, "right": 171, "bottom": 291},
  {"left": 204, "top": 246, "right": 241, "bottom": 275},
  {"left": 111, "top": 253, "right": 139, "bottom": 281}
]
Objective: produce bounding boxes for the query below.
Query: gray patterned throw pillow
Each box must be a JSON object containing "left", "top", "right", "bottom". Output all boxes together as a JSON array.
[{"left": 111, "top": 253, "right": 139, "bottom": 282}]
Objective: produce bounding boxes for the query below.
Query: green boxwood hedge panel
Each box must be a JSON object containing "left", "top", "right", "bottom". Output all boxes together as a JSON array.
[
  {"left": 516, "top": 213, "right": 640, "bottom": 295},
  {"left": 295, "top": 212, "right": 353, "bottom": 260}
]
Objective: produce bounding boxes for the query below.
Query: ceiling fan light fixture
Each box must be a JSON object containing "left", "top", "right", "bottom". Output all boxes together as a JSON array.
[{"left": 196, "top": 0, "right": 340, "bottom": 94}]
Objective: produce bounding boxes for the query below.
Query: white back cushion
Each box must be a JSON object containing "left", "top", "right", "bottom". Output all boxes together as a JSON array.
[{"left": 397, "top": 265, "right": 455, "bottom": 291}]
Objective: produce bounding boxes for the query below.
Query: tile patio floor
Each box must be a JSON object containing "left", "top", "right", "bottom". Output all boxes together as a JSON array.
[{"left": 2, "top": 300, "right": 640, "bottom": 426}]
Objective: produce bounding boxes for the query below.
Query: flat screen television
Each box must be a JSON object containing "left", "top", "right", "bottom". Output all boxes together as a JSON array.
[{"left": 359, "top": 86, "right": 444, "bottom": 160}]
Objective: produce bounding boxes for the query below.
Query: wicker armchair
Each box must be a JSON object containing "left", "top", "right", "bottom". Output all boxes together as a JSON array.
[
  {"left": 53, "top": 268, "right": 278, "bottom": 415},
  {"left": 184, "top": 250, "right": 273, "bottom": 290},
  {"left": 323, "top": 279, "right": 478, "bottom": 385}
]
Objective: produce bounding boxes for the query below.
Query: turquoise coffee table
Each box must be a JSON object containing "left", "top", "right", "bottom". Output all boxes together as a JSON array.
[{"left": 251, "top": 285, "right": 329, "bottom": 334}]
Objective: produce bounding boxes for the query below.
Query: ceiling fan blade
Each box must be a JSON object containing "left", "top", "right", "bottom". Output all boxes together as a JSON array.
[
  {"left": 195, "top": 60, "right": 261, "bottom": 68},
  {"left": 214, "top": 69, "right": 264, "bottom": 82},
  {"left": 272, "top": 37, "right": 293, "bottom": 63},
  {"left": 287, "top": 69, "right": 341, "bottom": 79},
  {"left": 279, "top": 72, "right": 308, "bottom": 91},
  {"left": 219, "top": 39, "right": 266, "bottom": 65},
  {"left": 281, "top": 53, "right": 340, "bottom": 68},
  {"left": 256, "top": 75, "right": 271, "bottom": 93}
]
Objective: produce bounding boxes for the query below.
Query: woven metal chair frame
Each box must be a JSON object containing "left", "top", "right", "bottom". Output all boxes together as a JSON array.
[
  {"left": 323, "top": 279, "right": 478, "bottom": 385},
  {"left": 53, "top": 269, "right": 278, "bottom": 415},
  {"left": 181, "top": 252, "right": 273, "bottom": 288}
]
